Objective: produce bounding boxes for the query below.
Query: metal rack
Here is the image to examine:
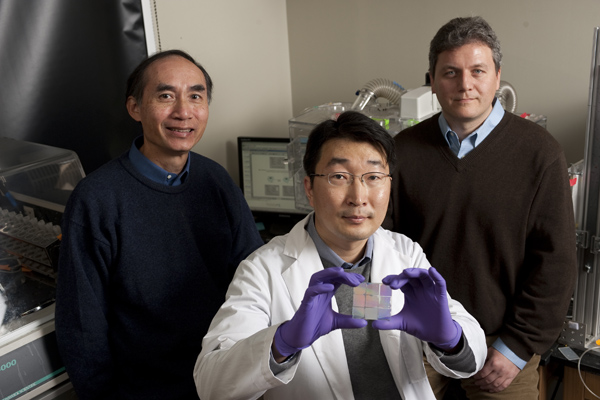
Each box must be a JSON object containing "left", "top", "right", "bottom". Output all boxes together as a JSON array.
[{"left": 559, "top": 27, "right": 600, "bottom": 350}]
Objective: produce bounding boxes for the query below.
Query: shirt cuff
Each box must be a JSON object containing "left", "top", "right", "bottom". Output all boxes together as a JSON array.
[
  {"left": 429, "top": 334, "right": 477, "bottom": 373},
  {"left": 269, "top": 349, "right": 299, "bottom": 375},
  {"left": 491, "top": 338, "right": 527, "bottom": 370}
]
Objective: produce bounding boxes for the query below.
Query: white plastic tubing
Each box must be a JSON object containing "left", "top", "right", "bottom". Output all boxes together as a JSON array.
[
  {"left": 351, "top": 78, "right": 406, "bottom": 111},
  {"left": 495, "top": 80, "right": 518, "bottom": 113}
]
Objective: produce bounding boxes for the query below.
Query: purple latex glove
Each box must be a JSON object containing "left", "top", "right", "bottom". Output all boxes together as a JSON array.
[
  {"left": 274, "top": 267, "right": 368, "bottom": 357},
  {"left": 372, "top": 267, "right": 462, "bottom": 351}
]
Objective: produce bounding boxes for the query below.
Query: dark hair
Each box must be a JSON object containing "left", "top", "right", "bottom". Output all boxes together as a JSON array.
[
  {"left": 429, "top": 16, "right": 502, "bottom": 78},
  {"left": 303, "top": 111, "right": 396, "bottom": 183},
  {"left": 125, "top": 49, "right": 213, "bottom": 104}
]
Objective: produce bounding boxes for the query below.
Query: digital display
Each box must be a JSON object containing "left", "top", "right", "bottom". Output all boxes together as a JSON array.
[
  {"left": 238, "top": 137, "right": 307, "bottom": 215},
  {"left": 0, "top": 331, "right": 65, "bottom": 399}
]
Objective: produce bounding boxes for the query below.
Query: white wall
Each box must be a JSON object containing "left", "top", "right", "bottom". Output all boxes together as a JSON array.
[
  {"left": 152, "top": 0, "right": 293, "bottom": 183},
  {"left": 286, "top": 0, "right": 600, "bottom": 164},
  {"left": 153, "top": 0, "right": 600, "bottom": 171}
]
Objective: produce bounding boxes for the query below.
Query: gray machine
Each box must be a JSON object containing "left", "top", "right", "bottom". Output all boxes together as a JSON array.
[{"left": 0, "top": 137, "right": 85, "bottom": 399}]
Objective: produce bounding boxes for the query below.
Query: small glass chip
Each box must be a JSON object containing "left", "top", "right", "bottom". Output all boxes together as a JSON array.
[{"left": 352, "top": 282, "right": 392, "bottom": 320}]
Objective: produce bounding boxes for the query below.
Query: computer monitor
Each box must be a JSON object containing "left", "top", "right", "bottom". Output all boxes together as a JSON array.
[{"left": 237, "top": 137, "right": 308, "bottom": 218}]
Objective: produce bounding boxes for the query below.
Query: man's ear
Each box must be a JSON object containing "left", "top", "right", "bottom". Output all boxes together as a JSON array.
[
  {"left": 126, "top": 96, "right": 142, "bottom": 122},
  {"left": 304, "top": 175, "right": 315, "bottom": 208},
  {"left": 495, "top": 67, "right": 502, "bottom": 91},
  {"left": 428, "top": 71, "right": 436, "bottom": 94}
]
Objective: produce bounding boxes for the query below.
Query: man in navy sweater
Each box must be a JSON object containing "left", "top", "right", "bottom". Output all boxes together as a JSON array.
[{"left": 55, "top": 50, "right": 263, "bottom": 399}]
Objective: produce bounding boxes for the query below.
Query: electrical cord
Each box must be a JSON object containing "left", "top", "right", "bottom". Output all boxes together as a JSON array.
[{"left": 578, "top": 345, "right": 600, "bottom": 398}]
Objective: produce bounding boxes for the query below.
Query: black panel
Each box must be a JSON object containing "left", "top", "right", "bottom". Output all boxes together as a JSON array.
[{"left": 0, "top": 0, "right": 148, "bottom": 173}]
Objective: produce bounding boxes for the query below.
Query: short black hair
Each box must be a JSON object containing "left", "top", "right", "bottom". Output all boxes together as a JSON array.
[
  {"left": 303, "top": 111, "right": 396, "bottom": 183},
  {"left": 125, "top": 49, "right": 213, "bottom": 104},
  {"left": 429, "top": 16, "right": 502, "bottom": 78}
]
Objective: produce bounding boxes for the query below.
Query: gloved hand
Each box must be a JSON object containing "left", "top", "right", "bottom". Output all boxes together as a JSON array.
[
  {"left": 273, "top": 267, "right": 368, "bottom": 357},
  {"left": 372, "top": 267, "right": 462, "bottom": 351}
]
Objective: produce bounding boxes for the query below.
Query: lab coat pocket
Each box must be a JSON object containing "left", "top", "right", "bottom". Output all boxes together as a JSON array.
[{"left": 379, "top": 329, "right": 427, "bottom": 386}]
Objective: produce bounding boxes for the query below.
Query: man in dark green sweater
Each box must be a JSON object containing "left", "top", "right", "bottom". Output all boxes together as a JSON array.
[{"left": 384, "top": 16, "right": 576, "bottom": 399}]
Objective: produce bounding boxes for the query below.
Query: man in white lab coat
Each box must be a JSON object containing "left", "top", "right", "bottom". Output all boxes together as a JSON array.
[{"left": 194, "top": 111, "right": 487, "bottom": 400}]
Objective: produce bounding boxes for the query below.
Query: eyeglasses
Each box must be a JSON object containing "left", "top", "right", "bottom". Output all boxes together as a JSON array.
[{"left": 310, "top": 172, "right": 392, "bottom": 188}]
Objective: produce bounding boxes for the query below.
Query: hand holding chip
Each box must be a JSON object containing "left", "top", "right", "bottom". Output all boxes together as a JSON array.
[
  {"left": 273, "top": 267, "right": 368, "bottom": 358},
  {"left": 372, "top": 267, "right": 462, "bottom": 352}
]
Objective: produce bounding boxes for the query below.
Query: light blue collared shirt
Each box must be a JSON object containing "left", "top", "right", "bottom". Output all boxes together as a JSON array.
[
  {"left": 439, "top": 98, "right": 505, "bottom": 159},
  {"left": 306, "top": 213, "right": 373, "bottom": 269},
  {"left": 128, "top": 136, "right": 190, "bottom": 186}
]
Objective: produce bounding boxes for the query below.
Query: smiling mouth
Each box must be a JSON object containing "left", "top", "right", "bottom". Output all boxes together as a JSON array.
[
  {"left": 168, "top": 128, "right": 193, "bottom": 133},
  {"left": 167, "top": 128, "right": 194, "bottom": 137}
]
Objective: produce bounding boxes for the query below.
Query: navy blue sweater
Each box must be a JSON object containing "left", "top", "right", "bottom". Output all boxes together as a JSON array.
[{"left": 55, "top": 151, "right": 263, "bottom": 399}]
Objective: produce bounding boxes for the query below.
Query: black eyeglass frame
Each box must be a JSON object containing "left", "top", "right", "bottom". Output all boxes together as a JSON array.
[{"left": 309, "top": 172, "right": 392, "bottom": 187}]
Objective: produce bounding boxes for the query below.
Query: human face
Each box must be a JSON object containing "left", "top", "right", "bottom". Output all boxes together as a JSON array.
[
  {"left": 126, "top": 56, "right": 209, "bottom": 170},
  {"left": 304, "top": 139, "right": 391, "bottom": 256},
  {"left": 430, "top": 42, "right": 501, "bottom": 138}
]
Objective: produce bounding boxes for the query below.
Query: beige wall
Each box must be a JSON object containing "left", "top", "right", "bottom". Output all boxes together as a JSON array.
[
  {"left": 287, "top": 0, "right": 600, "bottom": 164},
  {"left": 154, "top": 0, "right": 600, "bottom": 175},
  {"left": 152, "top": 0, "right": 293, "bottom": 183}
]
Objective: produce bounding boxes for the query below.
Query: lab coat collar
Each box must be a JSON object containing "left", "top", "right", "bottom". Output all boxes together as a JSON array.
[
  {"left": 281, "top": 213, "right": 410, "bottom": 314},
  {"left": 281, "top": 213, "right": 353, "bottom": 399}
]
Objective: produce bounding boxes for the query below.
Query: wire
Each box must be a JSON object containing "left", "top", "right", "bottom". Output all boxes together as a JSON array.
[{"left": 578, "top": 346, "right": 600, "bottom": 398}]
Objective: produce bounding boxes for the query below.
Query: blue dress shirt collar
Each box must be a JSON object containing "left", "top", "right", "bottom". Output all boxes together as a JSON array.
[
  {"left": 128, "top": 136, "right": 190, "bottom": 186},
  {"left": 306, "top": 213, "right": 373, "bottom": 270},
  {"left": 439, "top": 97, "right": 505, "bottom": 158}
]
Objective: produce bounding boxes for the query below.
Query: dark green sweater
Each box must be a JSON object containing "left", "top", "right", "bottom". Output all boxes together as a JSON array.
[{"left": 384, "top": 112, "right": 576, "bottom": 361}]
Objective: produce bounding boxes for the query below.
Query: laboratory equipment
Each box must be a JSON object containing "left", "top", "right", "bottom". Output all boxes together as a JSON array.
[
  {"left": 496, "top": 80, "right": 518, "bottom": 113},
  {"left": 351, "top": 78, "right": 406, "bottom": 111},
  {"left": 400, "top": 86, "right": 441, "bottom": 122},
  {"left": 0, "top": 137, "right": 85, "bottom": 399},
  {"left": 287, "top": 94, "right": 406, "bottom": 213},
  {"left": 558, "top": 27, "right": 600, "bottom": 352},
  {"left": 238, "top": 137, "right": 304, "bottom": 215},
  {"left": 238, "top": 137, "right": 307, "bottom": 241},
  {"left": 351, "top": 78, "right": 406, "bottom": 134},
  {"left": 288, "top": 103, "right": 353, "bottom": 212}
]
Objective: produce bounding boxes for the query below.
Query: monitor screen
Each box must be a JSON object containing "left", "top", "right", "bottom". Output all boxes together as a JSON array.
[{"left": 237, "top": 137, "right": 308, "bottom": 216}]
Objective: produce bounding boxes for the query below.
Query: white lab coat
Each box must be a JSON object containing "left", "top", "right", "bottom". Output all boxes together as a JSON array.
[{"left": 194, "top": 214, "right": 486, "bottom": 400}]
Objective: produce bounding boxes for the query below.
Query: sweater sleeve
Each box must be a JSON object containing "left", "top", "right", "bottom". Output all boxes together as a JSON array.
[
  {"left": 54, "top": 194, "right": 117, "bottom": 399},
  {"left": 501, "top": 153, "right": 576, "bottom": 360},
  {"left": 224, "top": 177, "right": 264, "bottom": 272}
]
